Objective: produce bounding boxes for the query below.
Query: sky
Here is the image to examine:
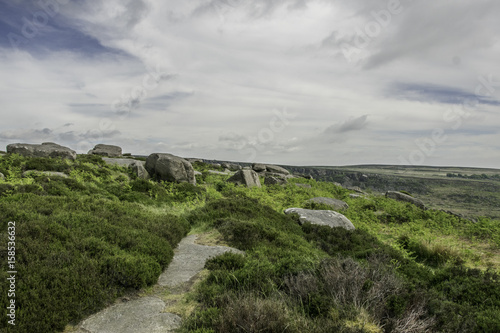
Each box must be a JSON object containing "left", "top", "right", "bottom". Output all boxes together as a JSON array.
[{"left": 0, "top": 0, "right": 499, "bottom": 168}]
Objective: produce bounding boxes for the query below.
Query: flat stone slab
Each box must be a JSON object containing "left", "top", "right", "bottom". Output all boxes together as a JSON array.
[
  {"left": 102, "top": 158, "right": 145, "bottom": 167},
  {"left": 284, "top": 208, "right": 355, "bottom": 230},
  {"left": 158, "top": 234, "right": 243, "bottom": 287},
  {"left": 76, "top": 297, "right": 181, "bottom": 333}
]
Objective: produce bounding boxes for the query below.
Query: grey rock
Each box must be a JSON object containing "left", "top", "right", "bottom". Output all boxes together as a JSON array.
[
  {"left": 158, "top": 234, "right": 243, "bottom": 287},
  {"left": 349, "top": 194, "right": 364, "bottom": 199},
  {"left": 6, "top": 142, "right": 76, "bottom": 160},
  {"left": 146, "top": 153, "right": 196, "bottom": 185},
  {"left": 346, "top": 186, "right": 366, "bottom": 194},
  {"left": 284, "top": 208, "right": 355, "bottom": 230},
  {"left": 307, "top": 197, "right": 349, "bottom": 210},
  {"left": 294, "top": 183, "right": 312, "bottom": 189},
  {"left": 0, "top": 172, "right": 4, "bottom": 180},
  {"left": 386, "top": 191, "right": 426, "bottom": 209},
  {"left": 22, "top": 170, "right": 68, "bottom": 178},
  {"left": 102, "top": 158, "right": 150, "bottom": 180},
  {"left": 265, "top": 164, "right": 290, "bottom": 175},
  {"left": 264, "top": 175, "right": 287, "bottom": 185},
  {"left": 221, "top": 162, "right": 242, "bottom": 171},
  {"left": 88, "top": 144, "right": 122, "bottom": 157},
  {"left": 76, "top": 297, "right": 181, "bottom": 333},
  {"left": 194, "top": 171, "right": 202, "bottom": 176},
  {"left": 252, "top": 163, "right": 267, "bottom": 172},
  {"left": 227, "top": 169, "right": 261, "bottom": 188}
]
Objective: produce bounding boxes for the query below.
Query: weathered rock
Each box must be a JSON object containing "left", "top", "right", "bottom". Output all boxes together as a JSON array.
[
  {"left": 346, "top": 186, "right": 365, "bottom": 194},
  {"left": 76, "top": 297, "right": 181, "bottom": 333},
  {"left": 88, "top": 144, "right": 122, "bottom": 157},
  {"left": 221, "top": 162, "right": 242, "bottom": 171},
  {"left": 6, "top": 142, "right": 76, "bottom": 160},
  {"left": 295, "top": 173, "right": 313, "bottom": 180},
  {"left": 349, "top": 194, "right": 364, "bottom": 199},
  {"left": 227, "top": 170, "right": 261, "bottom": 188},
  {"left": 22, "top": 170, "right": 68, "bottom": 178},
  {"left": 307, "top": 197, "right": 349, "bottom": 210},
  {"left": 264, "top": 175, "right": 287, "bottom": 185},
  {"left": 252, "top": 163, "right": 267, "bottom": 172},
  {"left": 265, "top": 164, "right": 290, "bottom": 175},
  {"left": 102, "top": 158, "right": 150, "bottom": 180},
  {"left": 386, "top": 191, "right": 426, "bottom": 209},
  {"left": 0, "top": 172, "right": 4, "bottom": 180},
  {"left": 146, "top": 153, "right": 196, "bottom": 185},
  {"left": 194, "top": 171, "right": 202, "bottom": 176},
  {"left": 284, "top": 208, "right": 355, "bottom": 230}
]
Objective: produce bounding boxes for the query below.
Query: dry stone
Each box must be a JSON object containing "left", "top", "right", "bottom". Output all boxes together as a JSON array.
[
  {"left": 386, "top": 191, "right": 426, "bottom": 209},
  {"left": 88, "top": 144, "right": 122, "bottom": 157},
  {"left": 6, "top": 142, "right": 76, "bottom": 160},
  {"left": 146, "top": 153, "right": 196, "bottom": 185},
  {"left": 284, "top": 208, "right": 355, "bottom": 230},
  {"left": 227, "top": 170, "right": 261, "bottom": 188}
]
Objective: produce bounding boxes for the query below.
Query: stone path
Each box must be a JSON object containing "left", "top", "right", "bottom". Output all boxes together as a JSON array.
[{"left": 72, "top": 234, "right": 242, "bottom": 333}]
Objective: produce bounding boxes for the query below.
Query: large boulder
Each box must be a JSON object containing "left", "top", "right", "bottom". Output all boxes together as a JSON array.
[
  {"left": 227, "top": 170, "right": 261, "bottom": 188},
  {"left": 306, "top": 197, "right": 349, "bottom": 210},
  {"left": 88, "top": 144, "right": 122, "bottom": 157},
  {"left": 221, "top": 162, "right": 242, "bottom": 171},
  {"left": 252, "top": 163, "right": 267, "bottom": 173},
  {"left": 385, "top": 191, "right": 426, "bottom": 209},
  {"left": 102, "top": 158, "right": 150, "bottom": 180},
  {"left": 265, "top": 164, "right": 290, "bottom": 175},
  {"left": 284, "top": 208, "right": 355, "bottom": 230},
  {"left": 145, "top": 153, "right": 196, "bottom": 184},
  {"left": 6, "top": 142, "right": 76, "bottom": 160}
]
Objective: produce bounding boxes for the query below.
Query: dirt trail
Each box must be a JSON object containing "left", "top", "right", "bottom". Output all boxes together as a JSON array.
[{"left": 71, "top": 234, "right": 242, "bottom": 333}]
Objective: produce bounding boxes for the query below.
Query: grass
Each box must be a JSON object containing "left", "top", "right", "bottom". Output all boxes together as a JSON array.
[{"left": 0, "top": 154, "right": 499, "bottom": 332}]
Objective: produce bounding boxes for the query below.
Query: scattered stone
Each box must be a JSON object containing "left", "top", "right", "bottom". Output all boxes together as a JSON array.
[
  {"left": 146, "top": 153, "right": 196, "bottom": 185},
  {"left": 349, "top": 194, "right": 364, "bottom": 199},
  {"left": 22, "top": 170, "right": 68, "bottom": 178},
  {"left": 252, "top": 163, "right": 267, "bottom": 172},
  {"left": 284, "top": 208, "right": 355, "bottom": 230},
  {"left": 102, "top": 158, "right": 150, "bottom": 180},
  {"left": 6, "top": 142, "right": 76, "bottom": 160},
  {"left": 221, "top": 162, "right": 242, "bottom": 171},
  {"left": 88, "top": 144, "right": 122, "bottom": 157},
  {"left": 294, "top": 183, "right": 312, "bottom": 189},
  {"left": 185, "top": 158, "right": 203, "bottom": 164},
  {"left": 264, "top": 175, "right": 287, "bottom": 185},
  {"left": 306, "top": 197, "right": 349, "bottom": 210},
  {"left": 265, "top": 164, "right": 290, "bottom": 175},
  {"left": 227, "top": 170, "right": 261, "bottom": 188},
  {"left": 75, "top": 297, "right": 181, "bottom": 333},
  {"left": 386, "top": 191, "right": 426, "bottom": 209}
]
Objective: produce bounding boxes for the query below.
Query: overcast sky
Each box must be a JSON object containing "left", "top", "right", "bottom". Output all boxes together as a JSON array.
[{"left": 1, "top": 0, "right": 499, "bottom": 168}]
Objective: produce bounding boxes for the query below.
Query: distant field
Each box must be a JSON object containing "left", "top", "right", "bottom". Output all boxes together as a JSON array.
[{"left": 286, "top": 164, "right": 500, "bottom": 220}]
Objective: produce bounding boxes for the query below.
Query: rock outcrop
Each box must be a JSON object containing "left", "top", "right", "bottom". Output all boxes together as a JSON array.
[
  {"left": 284, "top": 208, "right": 355, "bottom": 230},
  {"left": 6, "top": 142, "right": 76, "bottom": 160},
  {"left": 252, "top": 163, "right": 289, "bottom": 175},
  {"left": 146, "top": 153, "right": 196, "bottom": 184},
  {"left": 385, "top": 191, "right": 426, "bottom": 209},
  {"left": 306, "top": 197, "right": 349, "bottom": 210},
  {"left": 102, "top": 158, "right": 150, "bottom": 180},
  {"left": 221, "top": 162, "right": 242, "bottom": 171},
  {"left": 227, "top": 170, "right": 261, "bottom": 188},
  {"left": 264, "top": 175, "right": 287, "bottom": 185},
  {"left": 88, "top": 144, "right": 122, "bottom": 157}
]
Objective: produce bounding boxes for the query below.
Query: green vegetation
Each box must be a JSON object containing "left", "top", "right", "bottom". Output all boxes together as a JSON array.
[{"left": 0, "top": 154, "right": 499, "bottom": 332}]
